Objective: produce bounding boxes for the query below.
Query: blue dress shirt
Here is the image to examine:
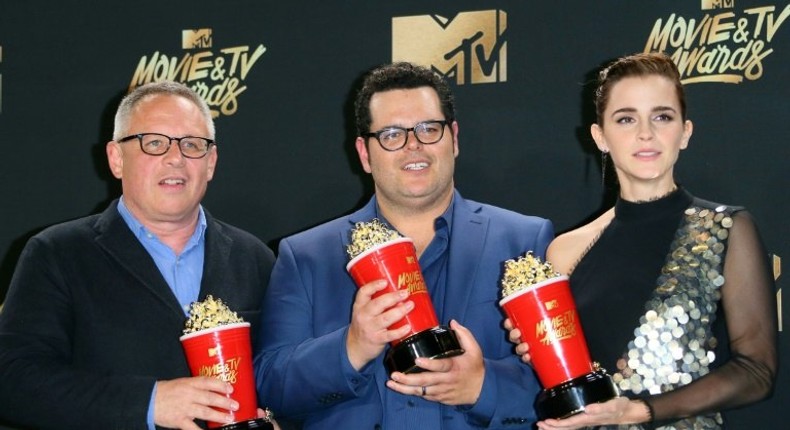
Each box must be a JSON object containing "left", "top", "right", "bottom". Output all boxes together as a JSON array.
[
  {"left": 117, "top": 197, "right": 208, "bottom": 429},
  {"left": 377, "top": 201, "right": 457, "bottom": 429}
]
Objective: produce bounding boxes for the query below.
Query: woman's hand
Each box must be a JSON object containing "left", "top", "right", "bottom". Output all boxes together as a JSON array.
[
  {"left": 537, "top": 397, "right": 652, "bottom": 430},
  {"left": 503, "top": 318, "right": 532, "bottom": 364}
]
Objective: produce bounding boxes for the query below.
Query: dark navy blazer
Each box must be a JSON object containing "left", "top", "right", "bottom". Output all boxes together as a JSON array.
[{"left": 0, "top": 200, "right": 274, "bottom": 430}]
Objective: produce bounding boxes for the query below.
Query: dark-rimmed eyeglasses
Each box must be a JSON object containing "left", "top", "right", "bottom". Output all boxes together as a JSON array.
[
  {"left": 117, "top": 133, "right": 215, "bottom": 159},
  {"left": 363, "top": 120, "right": 450, "bottom": 151}
]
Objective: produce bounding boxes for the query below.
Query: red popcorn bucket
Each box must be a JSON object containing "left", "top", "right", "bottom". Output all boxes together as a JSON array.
[
  {"left": 500, "top": 276, "right": 593, "bottom": 386},
  {"left": 500, "top": 276, "right": 618, "bottom": 419},
  {"left": 347, "top": 238, "right": 463, "bottom": 374},
  {"left": 347, "top": 238, "right": 439, "bottom": 338},
  {"left": 180, "top": 322, "right": 273, "bottom": 429}
]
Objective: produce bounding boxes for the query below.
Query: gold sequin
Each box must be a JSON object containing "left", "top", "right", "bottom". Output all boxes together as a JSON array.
[{"left": 614, "top": 202, "right": 733, "bottom": 429}]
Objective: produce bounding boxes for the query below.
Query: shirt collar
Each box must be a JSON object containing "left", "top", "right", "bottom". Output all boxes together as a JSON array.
[
  {"left": 372, "top": 194, "right": 456, "bottom": 236},
  {"left": 117, "top": 196, "right": 208, "bottom": 246}
]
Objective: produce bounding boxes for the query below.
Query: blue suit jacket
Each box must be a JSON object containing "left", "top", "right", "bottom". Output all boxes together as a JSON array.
[{"left": 255, "top": 191, "right": 553, "bottom": 429}]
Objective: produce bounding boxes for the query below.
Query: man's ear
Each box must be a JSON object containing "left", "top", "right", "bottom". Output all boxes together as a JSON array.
[
  {"left": 355, "top": 137, "right": 372, "bottom": 174},
  {"left": 451, "top": 120, "right": 459, "bottom": 157},
  {"left": 106, "top": 141, "right": 124, "bottom": 179},
  {"left": 206, "top": 145, "right": 218, "bottom": 181}
]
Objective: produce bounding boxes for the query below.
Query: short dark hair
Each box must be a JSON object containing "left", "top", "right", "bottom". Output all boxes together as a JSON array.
[
  {"left": 354, "top": 62, "right": 455, "bottom": 137},
  {"left": 594, "top": 52, "right": 687, "bottom": 125}
]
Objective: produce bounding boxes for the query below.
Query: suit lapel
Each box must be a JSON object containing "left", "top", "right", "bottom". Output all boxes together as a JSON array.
[
  {"left": 199, "top": 214, "right": 232, "bottom": 300},
  {"left": 444, "top": 194, "right": 489, "bottom": 324},
  {"left": 93, "top": 201, "right": 185, "bottom": 316}
]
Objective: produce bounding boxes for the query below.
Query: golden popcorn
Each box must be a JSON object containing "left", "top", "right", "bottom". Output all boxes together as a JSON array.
[
  {"left": 500, "top": 252, "right": 561, "bottom": 297},
  {"left": 183, "top": 295, "right": 244, "bottom": 334},
  {"left": 346, "top": 218, "right": 402, "bottom": 259}
]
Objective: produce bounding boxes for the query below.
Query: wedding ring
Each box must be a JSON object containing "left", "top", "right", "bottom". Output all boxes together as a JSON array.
[{"left": 421, "top": 386, "right": 427, "bottom": 396}]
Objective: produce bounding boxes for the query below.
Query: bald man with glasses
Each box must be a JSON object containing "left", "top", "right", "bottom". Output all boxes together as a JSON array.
[{"left": 0, "top": 81, "right": 276, "bottom": 430}]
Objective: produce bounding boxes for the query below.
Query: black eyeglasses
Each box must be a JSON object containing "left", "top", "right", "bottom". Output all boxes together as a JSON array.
[
  {"left": 117, "top": 133, "right": 215, "bottom": 159},
  {"left": 363, "top": 120, "right": 450, "bottom": 151}
]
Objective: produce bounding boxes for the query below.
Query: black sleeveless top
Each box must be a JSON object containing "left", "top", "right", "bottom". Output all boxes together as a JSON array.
[{"left": 570, "top": 187, "right": 739, "bottom": 429}]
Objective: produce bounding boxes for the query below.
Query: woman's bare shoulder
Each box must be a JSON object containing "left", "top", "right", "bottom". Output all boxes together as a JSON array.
[{"left": 547, "top": 208, "right": 615, "bottom": 275}]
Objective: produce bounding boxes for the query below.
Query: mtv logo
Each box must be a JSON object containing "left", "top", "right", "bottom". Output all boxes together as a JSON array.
[
  {"left": 701, "top": 0, "right": 734, "bottom": 10},
  {"left": 208, "top": 345, "right": 221, "bottom": 357},
  {"left": 545, "top": 299, "right": 559, "bottom": 311},
  {"left": 182, "top": 29, "right": 212, "bottom": 49},
  {"left": 393, "top": 10, "right": 507, "bottom": 85}
]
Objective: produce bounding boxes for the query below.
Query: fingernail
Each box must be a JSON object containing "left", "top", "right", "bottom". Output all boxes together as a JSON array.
[{"left": 399, "top": 290, "right": 409, "bottom": 299}]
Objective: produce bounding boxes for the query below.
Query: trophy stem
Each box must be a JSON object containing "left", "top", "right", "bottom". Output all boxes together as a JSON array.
[
  {"left": 536, "top": 369, "right": 620, "bottom": 420},
  {"left": 217, "top": 417, "right": 274, "bottom": 429},
  {"left": 384, "top": 325, "right": 464, "bottom": 374}
]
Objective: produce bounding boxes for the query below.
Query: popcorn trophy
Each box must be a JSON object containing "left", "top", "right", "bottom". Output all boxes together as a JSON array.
[
  {"left": 499, "top": 253, "right": 619, "bottom": 420},
  {"left": 180, "top": 296, "right": 274, "bottom": 429},
  {"left": 346, "top": 219, "right": 464, "bottom": 374}
]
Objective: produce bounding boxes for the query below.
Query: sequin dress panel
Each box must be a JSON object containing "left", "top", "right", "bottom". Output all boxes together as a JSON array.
[{"left": 570, "top": 189, "right": 732, "bottom": 429}]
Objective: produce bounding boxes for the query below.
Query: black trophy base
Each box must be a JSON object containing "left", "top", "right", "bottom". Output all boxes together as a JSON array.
[
  {"left": 218, "top": 418, "right": 274, "bottom": 430},
  {"left": 384, "top": 325, "right": 464, "bottom": 374},
  {"left": 536, "top": 370, "right": 619, "bottom": 420}
]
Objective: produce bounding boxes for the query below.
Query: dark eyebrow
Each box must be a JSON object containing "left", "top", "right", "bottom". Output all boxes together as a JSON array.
[
  {"left": 610, "top": 106, "right": 678, "bottom": 117},
  {"left": 611, "top": 107, "right": 637, "bottom": 116},
  {"left": 652, "top": 106, "right": 678, "bottom": 114},
  {"left": 373, "top": 119, "right": 444, "bottom": 131}
]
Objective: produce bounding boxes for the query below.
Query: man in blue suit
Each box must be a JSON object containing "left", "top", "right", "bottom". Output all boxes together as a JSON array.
[{"left": 254, "top": 62, "right": 553, "bottom": 429}]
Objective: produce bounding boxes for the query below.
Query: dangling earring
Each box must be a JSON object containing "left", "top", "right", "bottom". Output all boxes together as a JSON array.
[{"left": 601, "top": 150, "right": 609, "bottom": 186}]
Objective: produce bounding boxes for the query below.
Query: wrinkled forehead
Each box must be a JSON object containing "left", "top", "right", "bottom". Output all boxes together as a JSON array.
[{"left": 129, "top": 94, "right": 211, "bottom": 136}]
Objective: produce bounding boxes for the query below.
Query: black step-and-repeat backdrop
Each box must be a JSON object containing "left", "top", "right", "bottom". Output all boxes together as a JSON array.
[{"left": 1, "top": 1, "right": 786, "bottom": 427}]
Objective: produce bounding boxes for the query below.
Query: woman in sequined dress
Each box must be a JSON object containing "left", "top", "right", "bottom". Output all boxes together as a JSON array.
[{"left": 506, "top": 52, "right": 777, "bottom": 429}]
